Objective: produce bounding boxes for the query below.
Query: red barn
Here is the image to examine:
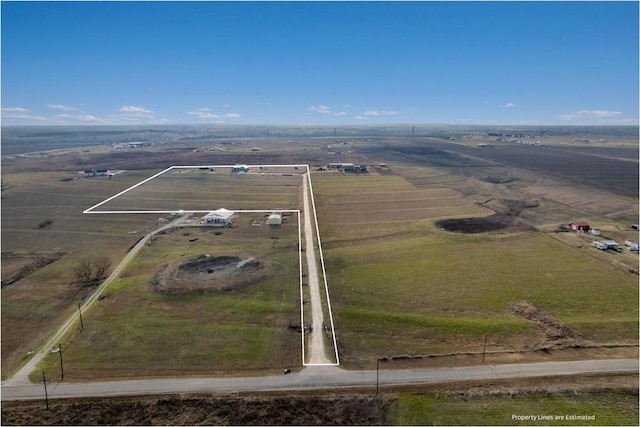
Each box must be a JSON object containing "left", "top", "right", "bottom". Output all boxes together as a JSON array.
[{"left": 569, "top": 221, "right": 590, "bottom": 232}]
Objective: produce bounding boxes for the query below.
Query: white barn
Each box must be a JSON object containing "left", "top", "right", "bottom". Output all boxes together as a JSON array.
[
  {"left": 266, "top": 211, "right": 282, "bottom": 226},
  {"left": 202, "top": 208, "right": 235, "bottom": 227}
]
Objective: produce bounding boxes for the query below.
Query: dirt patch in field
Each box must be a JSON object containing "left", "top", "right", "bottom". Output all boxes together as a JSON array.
[
  {"left": 511, "top": 301, "right": 586, "bottom": 349},
  {"left": 1, "top": 393, "right": 392, "bottom": 426},
  {"left": 435, "top": 214, "right": 533, "bottom": 234},
  {"left": 150, "top": 255, "right": 266, "bottom": 295}
]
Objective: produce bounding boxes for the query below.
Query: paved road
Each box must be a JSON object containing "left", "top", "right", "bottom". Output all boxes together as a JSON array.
[
  {"left": 2, "top": 359, "right": 636, "bottom": 401},
  {"left": 302, "top": 173, "right": 330, "bottom": 364},
  {"left": 3, "top": 216, "right": 188, "bottom": 387}
]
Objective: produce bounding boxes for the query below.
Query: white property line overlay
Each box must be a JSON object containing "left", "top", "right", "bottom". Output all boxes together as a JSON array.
[{"left": 83, "top": 164, "right": 339, "bottom": 366}]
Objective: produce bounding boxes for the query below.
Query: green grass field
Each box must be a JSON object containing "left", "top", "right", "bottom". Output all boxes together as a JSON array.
[
  {"left": 2, "top": 168, "right": 308, "bottom": 379},
  {"left": 392, "top": 391, "right": 639, "bottom": 425},
  {"left": 312, "top": 169, "right": 638, "bottom": 366},
  {"left": 4, "top": 162, "right": 638, "bottom": 381},
  {"left": 1, "top": 171, "right": 165, "bottom": 378},
  {"left": 34, "top": 217, "right": 302, "bottom": 379}
]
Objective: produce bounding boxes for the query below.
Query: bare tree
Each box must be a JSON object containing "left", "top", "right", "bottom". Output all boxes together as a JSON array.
[{"left": 74, "top": 256, "right": 112, "bottom": 286}]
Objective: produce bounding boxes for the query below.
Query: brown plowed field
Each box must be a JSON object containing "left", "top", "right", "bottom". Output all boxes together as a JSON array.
[{"left": 363, "top": 139, "right": 639, "bottom": 198}]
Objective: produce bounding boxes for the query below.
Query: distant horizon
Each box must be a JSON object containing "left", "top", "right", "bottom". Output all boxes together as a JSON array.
[
  {"left": 2, "top": 122, "right": 639, "bottom": 129},
  {"left": 2, "top": 2, "right": 638, "bottom": 126}
]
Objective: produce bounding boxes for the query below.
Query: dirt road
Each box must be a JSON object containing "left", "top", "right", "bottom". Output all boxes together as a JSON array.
[{"left": 302, "top": 173, "right": 330, "bottom": 365}]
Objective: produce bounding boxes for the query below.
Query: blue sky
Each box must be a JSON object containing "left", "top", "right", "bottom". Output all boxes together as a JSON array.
[{"left": 2, "top": 1, "right": 638, "bottom": 126}]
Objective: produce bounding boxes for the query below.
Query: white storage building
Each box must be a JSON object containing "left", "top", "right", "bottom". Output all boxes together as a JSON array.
[
  {"left": 202, "top": 208, "right": 235, "bottom": 227},
  {"left": 266, "top": 211, "right": 282, "bottom": 226}
]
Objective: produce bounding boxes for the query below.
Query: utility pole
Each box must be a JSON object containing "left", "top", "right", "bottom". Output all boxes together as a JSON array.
[
  {"left": 376, "top": 358, "right": 379, "bottom": 396},
  {"left": 78, "top": 303, "right": 84, "bottom": 330},
  {"left": 58, "top": 344, "right": 64, "bottom": 380},
  {"left": 42, "top": 370, "right": 49, "bottom": 410},
  {"left": 412, "top": 126, "right": 415, "bottom": 137},
  {"left": 482, "top": 334, "right": 488, "bottom": 364}
]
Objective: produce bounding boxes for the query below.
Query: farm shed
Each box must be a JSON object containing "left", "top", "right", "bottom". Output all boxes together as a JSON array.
[
  {"left": 569, "top": 221, "right": 590, "bottom": 232},
  {"left": 202, "top": 208, "right": 235, "bottom": 227},
  {"left": 328, "top": 163, "right": 354, "bottom": 170},
  {"left": 344, "top": 165, "right": 368, "bottom": 173},
  {"left": 266, "top": 211, "right": 282, "bottom": 226}
]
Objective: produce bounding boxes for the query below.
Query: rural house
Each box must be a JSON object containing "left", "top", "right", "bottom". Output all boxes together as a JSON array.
[
  {"left": 569, "top": 221, "right": 590, "bottom": 232},
  {"left": 202, "top": 208, "right": 235, "bottom": 227}
]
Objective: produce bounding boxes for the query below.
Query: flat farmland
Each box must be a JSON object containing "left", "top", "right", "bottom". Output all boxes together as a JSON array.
[
  {"left": 311, "top": 168, "right": 638, "bottom": 367},
  {"left": 365, "top": 139, "right": 639, "bottom": 198},
  {"left": 95, "top": 168, "right": 303, "bottom": 212},
  {"left": 476, "top": 145, "right": 639, "bottom": 198},
  {"left": 1, "top": 171, "right": 165, "bottom": 378},
  {"left": 311, "top": 170, "right": 491, "bottom": 242},
  {"left": 35, "top": 217, "right": 302, "bottom": 380}
]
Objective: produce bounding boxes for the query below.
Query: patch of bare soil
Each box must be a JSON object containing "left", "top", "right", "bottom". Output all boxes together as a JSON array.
[
  {"left": 511, "top": 301, "right": 585, "bottom": 349},
  {"left": 1, "top": 393, "right": 392, "bottom": 426},
  {"left": 150, "top": 255, "right": 265, "bottom": 295},
  {"left": 435, "top": 214, "right": 533, "bottom": 234}
]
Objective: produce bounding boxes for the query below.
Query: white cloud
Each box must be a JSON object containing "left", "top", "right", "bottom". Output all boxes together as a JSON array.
[
  {"left": 187, "top": 107, "right": 239, "bottom": 120},
  {"left": 119, "top": 105, "right": 155, "bottom": 116},
  {"left": 189, "top": 111, "right": 221, "bottom": 119},
  {"left": 363, "top": 110, "right": 398, "bottom": 116},
  {"left": 1, "top": 107, "right": 48, "bottom": 122},
  {"left": 501, "top": 103, "right": 517, "bottom": 108},
  {"left": 54, "top": 114, "right": 102, "bottom": 122},
  {"left": 47, "top": 103, "right": 79, "bottom": 112},
  {"left": 309, "top": 105, "right": 332, "bottom": 114},
  {"left": 559, "top": 110, "right": 623, "bottom": 121},
  {"left": 355, "top": 116, "right": 368, "bottom": 120},
  {"left": 101, "top": 105, "right": 159, "bottom": 124},
  {"left": 308, "top": 105, "right": 348, "bottom": 116},
  {"left": 2, "top": 107, "right": 30, "bottom": 113}
]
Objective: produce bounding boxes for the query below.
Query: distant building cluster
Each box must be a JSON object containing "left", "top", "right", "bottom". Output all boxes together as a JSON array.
[
  {"left": 568, "top": 220, "right": 638, "bottom": 253},
  {"left": 112, "top": 142, "right": 149, "bottom": 149},
  {"left": 327, "top": 163, "right": 368, "bottom": 173},
  {"left": 84, "top": 168, "right": 109, "bottom": 177},
  {"left": 231, "top": 165, "right": 250, "bottom": 173}
]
